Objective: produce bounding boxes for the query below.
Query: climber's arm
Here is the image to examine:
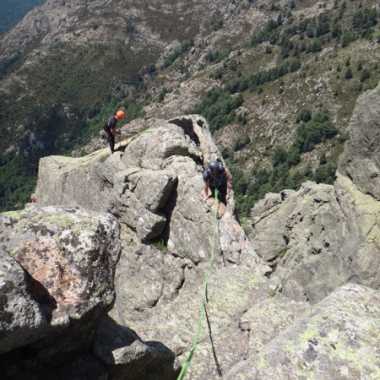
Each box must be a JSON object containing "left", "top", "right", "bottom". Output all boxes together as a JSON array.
[
  {"left": 203, "top": 182, "right": 211, "bottom": 199},
  {"left": 202, "top": 170, "right": 211, "bottom": 199}
]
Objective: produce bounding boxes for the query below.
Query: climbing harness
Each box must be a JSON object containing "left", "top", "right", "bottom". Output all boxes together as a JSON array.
[{"left": 177, "top": 189, "right": 221, "bottom": 380}]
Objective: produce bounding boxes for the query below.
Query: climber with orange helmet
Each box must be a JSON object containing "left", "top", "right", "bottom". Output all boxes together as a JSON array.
[{"left": 104, "top": 110, "right": 126, "bottom": 153}]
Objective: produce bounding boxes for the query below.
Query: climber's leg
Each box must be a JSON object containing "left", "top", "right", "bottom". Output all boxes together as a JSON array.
[
  {"left": 216, "top": 181, "right": 227, "bottom": 218},
  {"left": 108, "top": 133, "right": 115, "bottom": 153}
]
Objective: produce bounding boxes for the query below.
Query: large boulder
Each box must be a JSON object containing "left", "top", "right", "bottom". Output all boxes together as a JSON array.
[
  {"left": 94, "top": 316, "right": 177, "bottom": 380},
  {"left": 227, "top": 283, "right": 380, "bottom": 380},
  {"left": 0, "top": 252, "right": 46, "bottom": 355},
  {"left": 250, "top": 181, "right": 361, "bottom": 303},
  {"left": 35, "top": 115, "right": 256, "bottom": 264},
  {"left": 0, "top": 205, "right": 120, "bottom": 372},
  {"left": 35, "top": 151, "right": 113, "bottom": 211},
  {"left": 35, "top": 152, "right": 176, "bottom": 243},
  {"left": 250, "top": 174, "right": 380, "bottom": 303}
]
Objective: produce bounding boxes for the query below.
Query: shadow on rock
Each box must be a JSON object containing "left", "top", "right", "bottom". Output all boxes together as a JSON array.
[
  {"left": 159, "top": 183, "right": 178, "bottom": 246},
  {"left": 94, "top": 316, "right": 179, "bottom": 380},
  {"left": 25, "top": 271, "right": 57, "bottom": 323}
]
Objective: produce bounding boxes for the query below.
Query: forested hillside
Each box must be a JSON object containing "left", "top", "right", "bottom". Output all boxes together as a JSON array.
[{"left": 1, "top": 0, "right": 380, "bottom": 215}]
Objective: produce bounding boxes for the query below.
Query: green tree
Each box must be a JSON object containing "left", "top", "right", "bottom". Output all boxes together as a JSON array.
[{"left": 194, "top": 88, "right": 243, "bottom": 132}]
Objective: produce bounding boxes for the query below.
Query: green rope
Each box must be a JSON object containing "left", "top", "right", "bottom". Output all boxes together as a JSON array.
[{"left": 177, "top": 189, "right": 219, "bottom": 380}]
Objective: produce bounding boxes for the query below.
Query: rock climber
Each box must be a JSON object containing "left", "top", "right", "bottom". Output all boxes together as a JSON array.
[
  {"left": 202, "top": 159, "right": 233, "bottom": 218},
  {"left": 103, "top": 110, "right": 126, "bottom": 153}
]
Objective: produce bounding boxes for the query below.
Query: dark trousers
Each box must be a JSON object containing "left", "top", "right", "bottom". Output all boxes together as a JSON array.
[
  {"left": 210, "top": 181, "right": 227, "bottom": 205},
  {"left": 104, "top": 127, "right": 115, "bottom": 153}
]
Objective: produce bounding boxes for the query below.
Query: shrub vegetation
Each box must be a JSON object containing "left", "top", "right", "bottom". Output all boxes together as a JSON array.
[
  {"left": 193, "top": 88, "right": 243, "bottom": 132},
  {"left": 229, "top": 110, "right": 339, "bottom": 216}
]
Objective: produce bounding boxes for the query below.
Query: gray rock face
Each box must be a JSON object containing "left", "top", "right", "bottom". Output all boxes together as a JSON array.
[
  {"left": 0, "top": 253, "right": 46, "bottom": 355},
  {"left": 35, "top": 115, "right": 253, "bottom": 265},
  {"left": 0, "top": 205, "right": 120, "bottom": 357},
  {"left": 121, "top": 120, "right": 202, "bottom": 170},
  {"left": 117, "top": 190, "right": 168, "bottom": 243},
  {"left": 250, "top": 181, "right": 361, "bottom": 303},
  {"left": 35, "top": 151, "right": 175, "bottom": 243},
  {"left": 239, "top": 296, "right": 310, "bottom": 359},
  {"left": 111, "top": 246, "right": 270, "bottom": 380},
  {"left": 35, "top": 151, "right": 114, "bottom": 211},
  {"left": 339, "top": 81, "right": 380, "bottom": 200},
  {"left": 126, "top": 169, "right": 177, "bottom": 213},
  {"left": 250, "top": 174, "right": 380, "bottom": 304},
  {"left": 227, "top": 284, "right": 380, "bottom": 380},
  {"left": 113, "top": 244, "right": 187, "bottom": 318}
]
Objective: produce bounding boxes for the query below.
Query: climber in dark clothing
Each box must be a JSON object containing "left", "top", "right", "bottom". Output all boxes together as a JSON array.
[
  {"left": 202, "top": 159, "right": 232, "bottom": 217},
  {"left": 103, "top": 110, "right": 126, "bottom": 153}
]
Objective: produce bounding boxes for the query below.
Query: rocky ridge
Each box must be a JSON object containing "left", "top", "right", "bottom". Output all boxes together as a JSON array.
[
  {"left": 1, "top": 103, "right": 380, "bottom": 379},
  {"left": 34, "top": 115, "right": 273, "bottom": 378}
]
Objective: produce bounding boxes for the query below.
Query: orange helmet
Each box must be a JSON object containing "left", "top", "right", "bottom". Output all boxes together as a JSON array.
[{"left": 115, "top": 110, "right": 126, "bottom": 120}]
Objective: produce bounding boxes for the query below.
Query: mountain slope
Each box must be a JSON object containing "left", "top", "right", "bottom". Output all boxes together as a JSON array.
[
  {"left": 1, "top": 0, "right": 380, "bottom": 214},
  {"left": 140, "top": 0, "right": 380, "bottom": 216},
  {"left": 0, "top": 0, "right": 249, "bottom": 210}
]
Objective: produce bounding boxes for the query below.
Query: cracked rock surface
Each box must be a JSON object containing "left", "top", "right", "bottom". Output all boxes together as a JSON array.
[
  {"left": 227, "top": 283, "right": 380, "bottom": 380},
  {"left": 0, "top": 206, "right": 121, "bottom": 375}
]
